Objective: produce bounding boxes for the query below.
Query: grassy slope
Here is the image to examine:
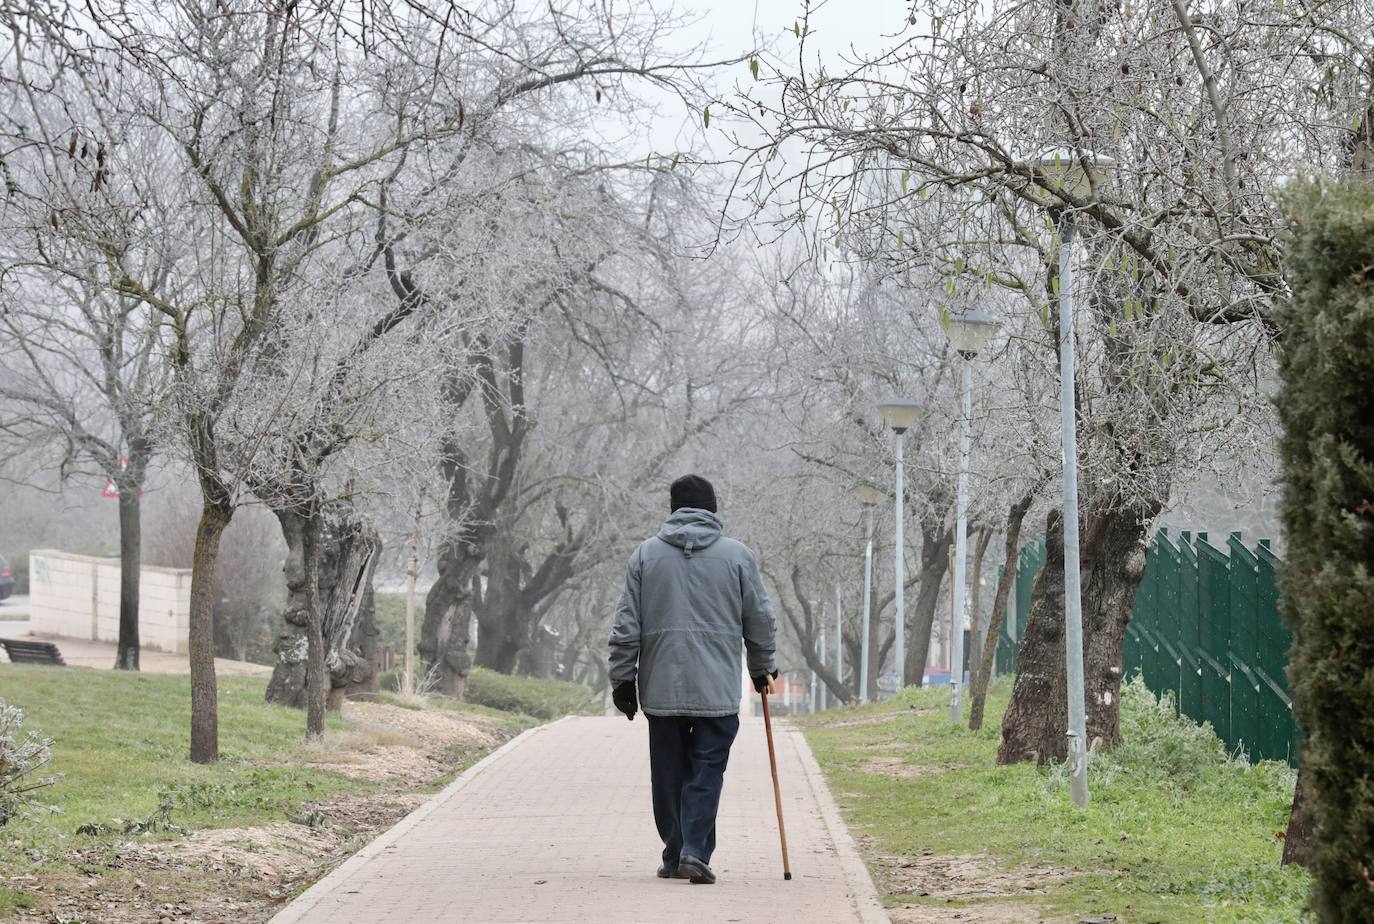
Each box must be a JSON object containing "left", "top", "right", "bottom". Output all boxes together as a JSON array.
[
  {"left": 798, "top": 678, "right": 1309, "bottom": 923},
  {"left": 0, "top": 664, "right": 530, "bottom": 914}
]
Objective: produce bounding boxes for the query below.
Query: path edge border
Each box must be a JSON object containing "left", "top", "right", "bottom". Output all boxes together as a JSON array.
[
  {"left": 784, "top": 720, "right": 892, "bottom": 924},
  {"left": 269, "top": 715, "right": 571, "bottom": 924}
]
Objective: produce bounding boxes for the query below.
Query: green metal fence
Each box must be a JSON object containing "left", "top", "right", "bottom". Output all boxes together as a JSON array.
[
  {"left": 993, "top": 529, "right": 1297, "bottom": 765},
  {"left": 994, "top": 537, "right": 1044, "bottom": 676}
]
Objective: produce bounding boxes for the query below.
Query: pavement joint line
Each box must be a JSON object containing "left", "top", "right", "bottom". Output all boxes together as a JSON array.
[
  {"left": 269, "top": 716, "right": 572, "bottom": 924},
  {"left": 786, "top": 718, "right": 892, "bottom": 924}
]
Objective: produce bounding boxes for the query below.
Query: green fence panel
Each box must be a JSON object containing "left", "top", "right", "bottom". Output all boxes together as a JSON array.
[
  {"left": 1196, "top": 534, "right": 1233, "bottom": 745},
  {"left": 1138, "top": 535, "right": 1161, "bottom": 691},
  {"left": 1227, "top": 533, "right": 1262, "bottom": 759},
  {"left": 1156, "top": 533, "right": 1184, "bottom": 706},
  {"left": 997, "top": 528, "right": 1295, "bottom": 766},
  {"left": 994, "top": 565, "right": 1016, "bottom": 676},
  {"left": 1177, "top": 535, "right": 1202, "bottom": 718},
  {"left": 1254, "top": 542, "right": 1297, "bottom": 763},
  {"left": 994, "top": 539, "right": 1046, "bottom": 678}
]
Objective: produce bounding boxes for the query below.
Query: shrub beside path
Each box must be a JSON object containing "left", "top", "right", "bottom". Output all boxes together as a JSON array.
[{"left": 272, "top": 714, "right": 889, "bottom": 924}]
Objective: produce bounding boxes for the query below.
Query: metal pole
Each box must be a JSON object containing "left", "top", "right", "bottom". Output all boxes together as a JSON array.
[
  {"left": 403, "top": 496, "right": 422, "bottom": 698},
  {"left": 1058, "top": 215, "right": 1090, "bottom": 807},
  {"left": 894, "top": 431, "right": 907, "bottom": 687},
  {"left": 860, "top": 507, "right": 874, "bottom": 704},
  {"left": 950, "top": 360, "right": 972, "bottom": 722},
  {"left": 819, "top": 622, "right": 828, "bottom": 711},
  {"left": 810, "top": 670, "right": 817, "bottom": 714},
  {"left": 834, "top": 583, "right": 843, "bottom": 700}
]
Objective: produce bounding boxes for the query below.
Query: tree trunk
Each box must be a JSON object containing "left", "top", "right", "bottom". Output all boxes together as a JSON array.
[
  {"left": 268, "top": 501, "right": 378, "bottom": 709},
  {"left": 1080, "top": 501, "right": 1155, "bottom": 750},
  {"left": 1281, "top": 767, "right": 1317, "bottom": 867},
  {"left": 114, "top": 486, "right": 142, "bottom": 671},
  {"left": 343, "top": 575, "right": 381, "bottom": 700},
  {"left": 997, "top": 498, "right": 1154, "bottom": 764},
  {"left": 966, "top": 527, "right": 993, "bottom": 684},
  {"left": 266, "top": 511, "right": 311, "bottom": 707},
  {"left": 998, "top": 510, "right": 1067, "bottom": 765},
  {"left": 904, "top": 523, "right": 952, "bottom": 687},
  {"left": 475, "top": 623, "right": 524, "bottom": 674},
  {"left": 302, "top": 511, "right": 326, "bottom": 738},
  {"left": 970, "top": 493, "right": 1034, "bottom": 731},
  {"left": 189, "top": 502, "right": 230, "bottom": 764},
  {"left": 419, "top": 540, "right": 479, "bottom": 696},
  {"left": 777, "top": 566, "right": 853, "bottom": 706},
  {"left": 519, "top": 625, "right": 558, "bottom": 678}
]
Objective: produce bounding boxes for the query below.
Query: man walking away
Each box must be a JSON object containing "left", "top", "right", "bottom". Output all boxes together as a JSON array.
[{"left": 607, "top": 474, "right": 778, "bottom": 885}]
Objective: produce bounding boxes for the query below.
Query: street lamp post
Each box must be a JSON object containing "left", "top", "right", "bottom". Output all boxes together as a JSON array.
[
  {"left": 819, "top": 621, "right": 828, "bottom": 711},
  {"left": 854, "top": 483, "right": 884, "bottom": 704},
  {"left": 1037, "top": 147, "right": 1114, "bottom": 808},
  {"left": 877, "top": 398, "right": 923, "bottom": 688},
  {"left": 834, "top": 583, "right": 844, "bottom": 701},
  {"left": 943, "top": 311, "right": 1000, "bottom": 723}
]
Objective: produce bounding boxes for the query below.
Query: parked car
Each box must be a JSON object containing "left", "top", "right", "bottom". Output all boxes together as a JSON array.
[{"left": 0, "top": 555, "right": 14, "bottom": 601}]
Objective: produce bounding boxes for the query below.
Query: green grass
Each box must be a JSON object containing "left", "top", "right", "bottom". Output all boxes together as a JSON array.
[
  {"left": 0, "top": 665, "right": 371, "bottom": 838},
  {"left": 0, "top": 663, "right": 532, "bottom": 913},
  {"left": 464, "top": 667, "right": 601, "bottom": 720},
  {"left": 798, "top": 676, "right": 1310, "bottom": 923}
]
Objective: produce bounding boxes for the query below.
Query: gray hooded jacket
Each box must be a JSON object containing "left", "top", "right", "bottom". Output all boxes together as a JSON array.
[{"left": 607, "top": 508, "right": 777, "bottom": 717}]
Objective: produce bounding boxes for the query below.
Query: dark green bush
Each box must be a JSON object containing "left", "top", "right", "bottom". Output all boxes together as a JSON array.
[
  {"left": 1277, "top": 179, "right": 1374, "bottom": 922},
  {"left": 463, "top": 668, "right": 601, "bottom": 720}
]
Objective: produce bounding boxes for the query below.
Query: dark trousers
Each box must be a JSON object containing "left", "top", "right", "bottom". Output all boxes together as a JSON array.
[{"left": 647, "top": 713, "right": 740, "bottom": 866}]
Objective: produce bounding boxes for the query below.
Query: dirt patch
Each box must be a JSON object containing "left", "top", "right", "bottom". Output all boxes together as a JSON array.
[
  {"left": 294, "top": 701, "right": 504, "bottom": 786},
  {"left": 877, "top": 852, "right": 1073, "bottom": 922},
  {"left": 859, "top": 756, "right": 951, "bottom": 780},
  {"left": 876, "top": 851, "right": 1071, "bottom": 904},
  {"left": 888, "top": 900, "right": 1056, "bottom": 923},
  {"left": 8, "top": 702, "right": 517, "bottom": 923},
  {"left": 819, "top": 707, "right": 938, "bottom": 729}
]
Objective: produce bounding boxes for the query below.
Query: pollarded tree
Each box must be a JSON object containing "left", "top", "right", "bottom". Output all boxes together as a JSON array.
[
  {"left": 726, "top": 0, "right": 1293, "bottom": 762},
  {"left": 22, "top": 0, "right": 482, "bottom": 759}
]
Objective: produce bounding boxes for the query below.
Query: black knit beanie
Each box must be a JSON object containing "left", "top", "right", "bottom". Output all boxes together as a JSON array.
[{"left": 670, "top": 474, "right": 717, "bottom": 513}]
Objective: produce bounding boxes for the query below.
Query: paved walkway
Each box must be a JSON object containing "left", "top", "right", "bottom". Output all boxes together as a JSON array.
[{"left": 273, "top": 715, "right": 888, "bottom": 924}]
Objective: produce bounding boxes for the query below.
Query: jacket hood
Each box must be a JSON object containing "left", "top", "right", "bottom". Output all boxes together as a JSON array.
[{"left": 658, "top": 507, "right": 723, "bottom": 557}]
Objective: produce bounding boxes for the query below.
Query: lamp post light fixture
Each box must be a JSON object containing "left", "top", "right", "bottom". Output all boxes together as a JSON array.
[
  {"left": 854, "top": 483, "right": 884, "bottom": 704},
  {"left": 1035, "top": 146, "right": 1114, "bottom": 807},
  {"left": 943, "top": 310, "right": 1000, "bottom": 724},
  {"left": 877, "top": 398, "right": 922, "bottom": 688},
  {"left": 1036, "top": 148, "right": 1115, "bottom": 202},
  {"left": 833, "top": 583, "right": 845, "bottom": 704}
]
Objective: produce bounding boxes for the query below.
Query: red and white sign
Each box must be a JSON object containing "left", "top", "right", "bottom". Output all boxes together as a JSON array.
[{"left": 102, "top": 455, "right": 144, "bottom": 498}]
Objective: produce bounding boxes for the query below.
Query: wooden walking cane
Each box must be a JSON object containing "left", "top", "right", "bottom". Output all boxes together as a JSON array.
[{"left": 760, "top": 689, "right": 793, "bottom": 880}]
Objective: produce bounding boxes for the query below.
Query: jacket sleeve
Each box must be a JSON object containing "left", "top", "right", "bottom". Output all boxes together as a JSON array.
[
  {"left": 607, "top": 547, "right": 643, "bottom": 685},
  {"left": 740, "top": 549, "right": 777, "bottom": 678}
]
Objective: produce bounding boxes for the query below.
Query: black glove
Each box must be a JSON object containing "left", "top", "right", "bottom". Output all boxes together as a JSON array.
[
  {"left": 612, "top": 681, "right": 638, "bottom": 720},
  {"left": 752, "top": 669, "right": 779, "bottom": 693}
]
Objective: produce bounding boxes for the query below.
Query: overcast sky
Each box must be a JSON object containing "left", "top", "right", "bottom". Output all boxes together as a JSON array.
[{"left": 590, "top": 0, "right": 907, "bottom": 160}]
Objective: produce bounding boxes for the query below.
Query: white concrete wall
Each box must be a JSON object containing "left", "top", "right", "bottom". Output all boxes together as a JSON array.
[{"left": 28, "top": 550, "right": 191, "bottom": 653}]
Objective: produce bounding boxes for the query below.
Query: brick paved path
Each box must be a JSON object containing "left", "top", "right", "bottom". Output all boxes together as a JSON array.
[{"left": 272, "top": 714, "right": 887, "bottom": 923}]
